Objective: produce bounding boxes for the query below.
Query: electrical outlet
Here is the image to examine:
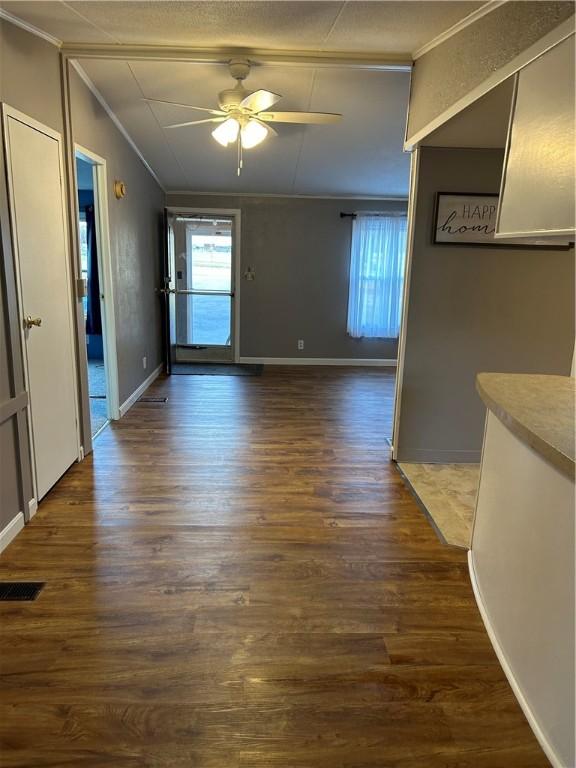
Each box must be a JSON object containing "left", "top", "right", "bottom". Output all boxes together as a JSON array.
[
  {"left": 142, "top": 356, "right": 147, "bottom": 370},
  {"left": 297, "top": 339, "right": 304, "bottom": 351}
]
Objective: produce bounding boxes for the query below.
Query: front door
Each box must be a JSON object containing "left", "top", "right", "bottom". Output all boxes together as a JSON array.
[
  {"left": 165, "top": 212, "right": 236, "bottom": 366},
  {"left": 4, "top": 109, "right": 79, "bottom": 500}
]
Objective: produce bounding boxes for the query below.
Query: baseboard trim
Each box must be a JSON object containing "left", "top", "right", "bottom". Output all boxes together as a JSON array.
[
  {"left": 468, "top": 550, "right": 561, "bottom": 768},
  {"left": 396, "top": 449, "right": 481, "bottom": 463},
  {"left": 0, "top": 512, "right": 24, "bottom": 554},
  {"left": 119, "top": 364, "right": 163, "bottom": 417},
  {"left": 239, "top": 357, "right": 397, "bottom": 367},
  {"left": 28, "top": 498, "right": 38, "bottom": 519}
]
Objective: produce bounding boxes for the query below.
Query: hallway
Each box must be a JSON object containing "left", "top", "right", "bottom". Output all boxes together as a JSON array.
[{"left": 0, "top": 368, "right": 546, "bottom": 767}]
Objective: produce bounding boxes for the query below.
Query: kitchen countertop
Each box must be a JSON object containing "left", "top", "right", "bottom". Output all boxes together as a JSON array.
[{"left": 476, "top": 372, "right": 575, "bottom": 480}]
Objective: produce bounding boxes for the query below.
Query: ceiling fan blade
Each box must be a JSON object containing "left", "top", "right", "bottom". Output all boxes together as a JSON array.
[
  {"left": 240, "top": 89, "right": 281, "bottom": 113},
  {"left": 258, "top": 111, "right": 342, "bottom": 125},
  {"left": 165, "top": 117, "right": 227, "bottom": 129},
  {"left": 144, "top": 98, "right": 225, "bottom": 116}
]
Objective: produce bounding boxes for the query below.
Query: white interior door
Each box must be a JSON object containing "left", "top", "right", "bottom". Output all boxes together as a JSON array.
[{"left": 4, "top": 109, "right": 79, "bottom": 500}]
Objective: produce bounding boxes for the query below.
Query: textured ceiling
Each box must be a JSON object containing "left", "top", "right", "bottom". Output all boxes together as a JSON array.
[
  {"left": 74, "top": 58, "right": 411, "bottom": 195},
  {"left": 423, "top": 78, "right": 515, "bottom": 148},
  {"left": 1, "top": 1, "right": 485, "bottom": 53}
]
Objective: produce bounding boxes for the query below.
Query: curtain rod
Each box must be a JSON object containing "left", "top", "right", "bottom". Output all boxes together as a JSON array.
[{"left": 340, "top": 211, "right": 406, "bottom": 219}]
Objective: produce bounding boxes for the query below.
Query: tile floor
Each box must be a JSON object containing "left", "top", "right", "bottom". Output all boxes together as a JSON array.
[
  {"left": 398, "top": 462, "right": 480, "bottom": 548},
  {"left": 87, "top": 359, "right": 108, "bottom": 437}
]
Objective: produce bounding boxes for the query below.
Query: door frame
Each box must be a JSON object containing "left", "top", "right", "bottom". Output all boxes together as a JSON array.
[
  {"left": 391, "top": 147, "right": 420, "bottom": 460},
  {"left": 0, "top": 121, "right": 35, "bottom": 526},
  {"left": 74, "top": 144, "right": 120, "bottom": 423},
  {"left": 2, "top": 104, "right": 82, "bottom": 500},
  {"left": 166, "top": 206, "right": 241, "bottom": 364}
]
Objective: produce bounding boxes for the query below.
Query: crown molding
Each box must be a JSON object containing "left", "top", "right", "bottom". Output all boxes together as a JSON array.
[
  {"left": 62, "top": 44, "right": 411, "bottom": 71},
  {"left": 0, "top": 8, "right": 62, "bottom": 47},
  {"left": 412, "top": 0, "right": 507, "bottom": 60},
  {"left": 165, "top": 190, "right": 409, "bottom": 201},
  {"left": 70, "top": 60, "right": 165, "bottom": 191}
]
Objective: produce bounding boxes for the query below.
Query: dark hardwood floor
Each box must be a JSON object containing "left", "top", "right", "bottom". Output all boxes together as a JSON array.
[{"left": 0, "top": 367, "right": 548, "bottom": 767}]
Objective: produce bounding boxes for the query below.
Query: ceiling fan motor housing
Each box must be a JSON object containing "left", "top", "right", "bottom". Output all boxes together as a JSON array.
[
  {"left": 228, "top": 58, "right": 251, "bottom": 81},
  {"left": 218, "top": 58, "right": 252, "bottom": 112},
  {"left": 218, "top": 83, "right": 249, "bottom": 112}
]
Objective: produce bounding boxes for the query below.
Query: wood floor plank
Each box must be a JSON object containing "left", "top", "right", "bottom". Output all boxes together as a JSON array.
[{"left": 0, "top": 368, "right": 547, "bottom": 766}]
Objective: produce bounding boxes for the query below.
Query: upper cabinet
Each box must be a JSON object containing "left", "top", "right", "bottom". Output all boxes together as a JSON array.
[{"left": 496, "top": 35, "right": 575, "bottom": 239}]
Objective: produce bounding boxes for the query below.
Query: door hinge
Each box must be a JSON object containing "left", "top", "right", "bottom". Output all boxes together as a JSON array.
[{"left": 77, "top": 278, "right": 88, "bottom": 298}]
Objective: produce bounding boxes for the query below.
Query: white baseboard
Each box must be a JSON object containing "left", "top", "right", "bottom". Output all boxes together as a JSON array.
[
  {"left": 239, "top": 357, "right": 397, "bottom": 367},
  {"left": 0, "top": 512, "right": 24, "bottom": 554},
  {"left": 28, "top": 498, "right": 38, "bottom": 519},
  {"left": 468, "top": 550, "right": 561, "bottom": 768},
  {"left": 119, "top": 364, "right": 163, "bottom": 417}
]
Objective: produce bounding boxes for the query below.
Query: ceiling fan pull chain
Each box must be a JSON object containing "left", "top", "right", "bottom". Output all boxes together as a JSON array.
[{"left": 236, "top": 135, "right": 244, "bottom": 176}]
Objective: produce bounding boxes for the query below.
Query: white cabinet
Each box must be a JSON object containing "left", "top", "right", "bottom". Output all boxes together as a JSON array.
[{"left": 496, "top": 35, "right": 575, "bottom": 238}]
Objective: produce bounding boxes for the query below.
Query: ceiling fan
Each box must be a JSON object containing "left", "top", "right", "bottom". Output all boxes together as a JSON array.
[{"left": 144, "top": 59, "right": 342, "bottom": 175}]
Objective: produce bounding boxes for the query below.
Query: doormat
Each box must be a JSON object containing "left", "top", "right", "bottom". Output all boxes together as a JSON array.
[
  {"left": 0, "top": 582, "right": 45, "bottom": 601},
  {"left": 172, "top": 363, "right": 263, "bottom": 376}
]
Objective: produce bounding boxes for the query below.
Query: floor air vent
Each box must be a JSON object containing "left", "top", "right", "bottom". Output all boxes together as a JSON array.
[
  {"left": 138, "top": 396, "right": 168, "bottom": 403},
  {"left": 0, "top": 582, "right": 45, "bottom": 601}
]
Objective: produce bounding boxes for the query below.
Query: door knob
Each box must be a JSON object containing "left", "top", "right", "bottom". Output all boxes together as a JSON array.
[{"left": 24, "top": 315, "right": 42, "bottom": 329}]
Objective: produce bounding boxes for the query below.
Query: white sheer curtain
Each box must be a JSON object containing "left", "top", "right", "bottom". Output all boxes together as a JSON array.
[{"left": 347, "top": 213, "right": 407, "bottom": 339}]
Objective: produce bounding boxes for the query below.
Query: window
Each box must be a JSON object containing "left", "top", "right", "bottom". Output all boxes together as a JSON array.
[
  {"left": 347, "top": 213, "right": 407, "bottom": 339},
  {"left": 78, "top": 211, "right": 89, "bottom": 320}
]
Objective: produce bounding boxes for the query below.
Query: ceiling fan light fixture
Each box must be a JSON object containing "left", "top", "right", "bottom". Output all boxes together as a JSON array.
[
  {"left": 212, "top": 118, "right": 239, "bottom": 147},
  {"left": 240, "top": 119, "right": 268, "bottom": 149}
]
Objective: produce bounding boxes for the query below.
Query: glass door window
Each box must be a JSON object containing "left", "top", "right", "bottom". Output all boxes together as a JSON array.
[{"left": 173, "top": 216, "right": 235, "bottom": 362}]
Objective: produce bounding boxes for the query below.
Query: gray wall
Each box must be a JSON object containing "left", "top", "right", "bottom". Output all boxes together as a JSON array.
[
  {"left": 167, "top": 194, "right": 407, "bottom": 360},
  {"left": 396, "top": 147, "right": 575, "bottom": 463},
  {"left": 406, "top": 2, "right": 574, "bottom": 145},
  {"left": 0, "top": 20, "right": 65, "bottom": 534},
  {"left": 70, "top": 69, "right": 164, "bottom": 403},
  {"left": 0, "top": 19, "right": 164, "bottom": 537},
  {"left": 0, "top": 20, "right": 64, "bottom": 133}
]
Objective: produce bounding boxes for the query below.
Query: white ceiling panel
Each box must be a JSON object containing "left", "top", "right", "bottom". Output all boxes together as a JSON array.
[
  {"left": 293, "top": 69, "right": 410, "bottom": 196},
  {"left": 167, "top": 121, "right": 307, "bottom": 195},
  {"left": 77, "top": 58, "right": 411, "bottom": 196},
  {"left": 132, "top": 60, "right": 316, "bottom": 192},
  {"left": 75, "top": 59, "right": 190, "bottom": 188},
  {"left": 132, "top": 58, "right": 318, "bottom": 119}
]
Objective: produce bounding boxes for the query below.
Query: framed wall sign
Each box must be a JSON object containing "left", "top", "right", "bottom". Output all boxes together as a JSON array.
[{"left": 433, "top": 192, "right": 571, "bottom": 248}]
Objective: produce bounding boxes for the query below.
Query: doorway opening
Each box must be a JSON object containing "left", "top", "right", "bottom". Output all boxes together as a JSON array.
[
  {"left": 74, "top": 147, "right": 119, "bottom": 438},
  {"left": 164, "top": 209, "right": 240, "bottom": 370}
]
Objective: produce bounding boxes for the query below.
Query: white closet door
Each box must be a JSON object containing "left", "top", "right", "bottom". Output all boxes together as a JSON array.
[{"left": 5, "top": 110, "right": 79, "bottom": 500}]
